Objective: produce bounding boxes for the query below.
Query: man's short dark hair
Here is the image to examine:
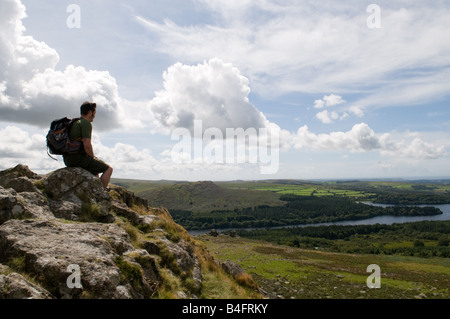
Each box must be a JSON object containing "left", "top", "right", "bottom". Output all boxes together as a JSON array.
[{"left": 80, "top": 101, "right": 97, "bottom": 116}]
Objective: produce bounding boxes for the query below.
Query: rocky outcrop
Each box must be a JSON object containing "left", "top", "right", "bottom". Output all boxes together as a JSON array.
[
  {"left": 221, "top": 260, "right": 246, "bottom": 279},
  {"left": 0, "top": 164, "right": 253, "bottom": 299},
  {"left": 0, "top": 264, "right": 53, "bottom": 299},
  {"left": 0, "top": 219, "right": 141, "bottom": 299},
  {"left": 43, "top": 167, "right": 113, "bottom": 222},
  {"left": 0, "top": 187, "right": 53, "bottom": 223}
]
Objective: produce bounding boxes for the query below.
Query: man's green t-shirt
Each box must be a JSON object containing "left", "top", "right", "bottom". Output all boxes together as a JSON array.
[
  {"left": 70, "top": 118, "right": 92, "bottom": 142},
  {"left": 69, "top": 118, "right": 92, "bottom": 154}
]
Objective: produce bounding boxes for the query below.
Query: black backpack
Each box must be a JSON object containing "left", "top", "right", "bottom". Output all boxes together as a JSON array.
[{"left": 46, "top": 117, "right": 82, "bottom": 160}]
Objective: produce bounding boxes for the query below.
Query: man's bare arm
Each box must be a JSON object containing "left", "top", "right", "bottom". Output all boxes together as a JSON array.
[{"left": 83, "top": 138, "right": 94, "bottom": 157}]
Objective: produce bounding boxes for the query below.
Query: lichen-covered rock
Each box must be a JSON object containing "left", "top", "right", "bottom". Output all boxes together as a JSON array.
[
  {"left": 0, "top": 187, "right": 54, "bottom": 225},
  {"left": 0, "top": 164, "right": 39, "bottom": 189},
  {"left": 48, "top": 199, "right": 81, "bottom": 221},
  {"left": 0, "top": 164, "right": 257, "bottom": 299},
  {"left": 111, "top": 201, "right": 162, "bottom": 231},
  {"left": 0, "top": 164, "right": 53, "bottom": 225},
  {"left": 221, "top": 260, "right": 246, "bottom": 279},
  {"left": 0, "top": 165, "right": 201, "bottom": 299},
  {"left": 43, "top": 167, "right": 113, "bottom": 221},
  {"left": 0, "top": 219, "right": 160, "bottom": 299},
  {"left": 0, "top": 264, "right": 53, "bottom": 299},
  {"left": 109, "top": 185, "right": 148, "bottom": 208},
  {"left": 0, "top": 165, "right": 115, "bottom": 223}
]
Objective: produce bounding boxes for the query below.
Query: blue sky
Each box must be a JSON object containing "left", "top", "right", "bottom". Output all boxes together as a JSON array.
[{"left": 1, "top": 0, "right": 449, "bottom": 181}]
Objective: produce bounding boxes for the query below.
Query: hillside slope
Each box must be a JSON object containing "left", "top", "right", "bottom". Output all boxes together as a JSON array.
[
  {"left": 0, "top": 164, "right": 259, "bottom": 299},
  {"left": 201, "top": 234, "right": 449, "bottom": 299}
]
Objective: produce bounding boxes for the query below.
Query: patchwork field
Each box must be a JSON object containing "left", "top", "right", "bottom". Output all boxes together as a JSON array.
[{"left": 218, "top": 182, "right": 374, "bottom": 198}]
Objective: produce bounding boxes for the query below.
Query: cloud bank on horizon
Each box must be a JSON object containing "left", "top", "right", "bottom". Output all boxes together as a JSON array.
[{"left": 0, "top": 0, "right": 449, "bottom": 180}]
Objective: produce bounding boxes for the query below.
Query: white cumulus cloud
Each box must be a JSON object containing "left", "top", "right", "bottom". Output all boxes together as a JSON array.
[
  {"left": 322, "top": 94, "right": 345, "bottom": 108},
  {"left": 0, "top": 125, "right": 59, "bottom": 172},
  {"left": 0, "top": 0, "right": 123, "bottom": 131},
  {"left": 313, "top": 94, "right": 349, "bottom": 123},
  {"left": 293, "top": 123, "right": 382, "bottom": 152},
  {"left": 291, "top": 122, "right": 447, "bottom": 160},
  {"left": 146, "top": 58, "right": 270, "bottom": 134},
  {"left": 315, "top": 110, "right": 339, "bottom": 124}
]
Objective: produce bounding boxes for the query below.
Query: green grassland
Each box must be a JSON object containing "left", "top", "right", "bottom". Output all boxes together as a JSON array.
[
  {"left": 199, "top": 235, "right": 449, "bottom": 299},
  {"left": 217, "top": 181, "right": 373, "bottom": 198},
  {"left": 112, "top": 178, "right": 450, "bottom": 299}
]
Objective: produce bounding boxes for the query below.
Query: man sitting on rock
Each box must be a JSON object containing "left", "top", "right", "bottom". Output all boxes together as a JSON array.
[{"left": 63, "top": 101, "right": 113, "bottom": 189}]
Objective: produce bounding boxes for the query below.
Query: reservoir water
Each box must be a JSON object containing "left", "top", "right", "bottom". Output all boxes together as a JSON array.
[{"left": 188, "top": 203, "right": 450, "bottom": 236}]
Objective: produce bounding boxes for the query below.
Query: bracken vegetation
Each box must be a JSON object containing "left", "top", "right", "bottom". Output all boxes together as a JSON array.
[{"left": 200, "top": 235, "right": 449, "bottom": 299}]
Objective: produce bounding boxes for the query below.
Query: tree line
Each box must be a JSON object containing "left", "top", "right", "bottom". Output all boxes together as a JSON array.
[
  {"left": 229, "top": 220, "right": 450, "bottom": 258},
  {"left": 373, "top": 192, "right": 450, "bottom": 205},
  {"left": 171, "top": 195, "right": 442, "bottom": 230}
]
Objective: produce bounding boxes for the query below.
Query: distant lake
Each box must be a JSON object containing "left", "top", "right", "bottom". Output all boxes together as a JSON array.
[{"left": 189, "top": 203, "right": 450, "bottom": 236}]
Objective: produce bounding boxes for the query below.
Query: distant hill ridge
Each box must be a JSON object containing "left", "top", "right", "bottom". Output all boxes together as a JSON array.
[{"left": 136, "top": 180, "right": 284, "bottom": 213}]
